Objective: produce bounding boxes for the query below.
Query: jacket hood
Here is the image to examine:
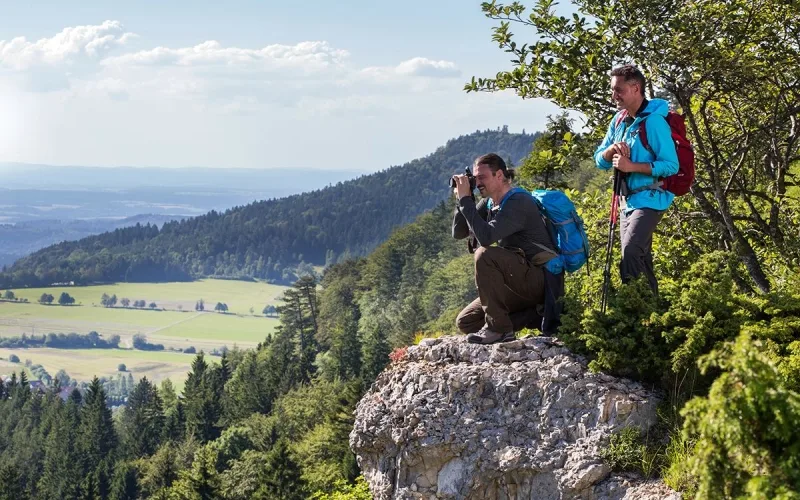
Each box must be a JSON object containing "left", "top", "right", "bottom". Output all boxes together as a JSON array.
[{"left": 642, "top": 98, "right": 670, "bottom": 118}]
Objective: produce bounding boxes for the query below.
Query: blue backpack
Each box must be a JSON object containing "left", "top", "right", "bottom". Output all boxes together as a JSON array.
[{"left": 490, "top": 188, "right": 590, "bottom": 275}]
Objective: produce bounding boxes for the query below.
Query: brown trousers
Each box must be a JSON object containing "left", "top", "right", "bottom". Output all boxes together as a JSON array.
[{"left": 456, "top": 246, "right": 545, "bottom": 334}]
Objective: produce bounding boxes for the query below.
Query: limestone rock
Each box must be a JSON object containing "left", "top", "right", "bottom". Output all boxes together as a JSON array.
[{"left": 350, "top": 336, "right": 680, "bottom": 499}]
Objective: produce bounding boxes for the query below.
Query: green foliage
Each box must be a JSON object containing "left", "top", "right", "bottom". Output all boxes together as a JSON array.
[
  {"left": 601, "top": 427, "right": 664, "bottom": 479},
  {"left": 310, "top": 476, "right": 372, "bottom": 500},
  {"left": 57, "top": 292, "right": 74, "bottom": 305},
  {"left": 109, "top": 461, "right": 139, "bottom": 500},
  {"left": 518, "top": 113, "right": 581, "bottom": 190},
  {"left": 678, "top": 333, "right": 800, "bottom": 498}
]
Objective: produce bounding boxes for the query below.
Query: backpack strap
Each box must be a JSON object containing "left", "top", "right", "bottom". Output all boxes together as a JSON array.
[
  {"left": 614, "top": 110, "right": 628, "bottom": 129},
  {"left": 624, "top": 114, "right": 665, "bottom": 197},
  {"left": 487, "top": 187, "right": 528, "bottom": 211},
  {"left": 627, "top": 181, "right": 665, "bottom": 197}
]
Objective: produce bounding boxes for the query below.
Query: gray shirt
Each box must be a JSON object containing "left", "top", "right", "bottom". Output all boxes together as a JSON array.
[{"left": 452, "top": 192, "right": 556, "bottom": 261}]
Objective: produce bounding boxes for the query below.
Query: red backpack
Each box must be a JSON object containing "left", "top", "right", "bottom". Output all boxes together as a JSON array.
[{"left": 615, "top": 110, "right": 695, "bottom": 196}]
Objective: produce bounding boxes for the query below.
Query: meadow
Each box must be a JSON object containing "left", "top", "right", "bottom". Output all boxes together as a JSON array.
[
  {"left": 0, "top": 279, "right": 287, "bottom": 387},
  {"left": 4, "top": 279, "right": 287, "bottom": 314}
]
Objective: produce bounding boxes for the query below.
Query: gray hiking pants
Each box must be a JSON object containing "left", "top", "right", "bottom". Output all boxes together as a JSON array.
[{"left": 620, "top": 207, "right": 664, "bottom": 295}]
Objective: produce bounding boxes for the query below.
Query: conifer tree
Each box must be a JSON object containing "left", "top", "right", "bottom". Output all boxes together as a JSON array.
[
  {"left": 109, "top": 461, "right": 139, "bottom": 500},
  {"left": 121, "top": 377, "right": 164, "bottom": 458}
]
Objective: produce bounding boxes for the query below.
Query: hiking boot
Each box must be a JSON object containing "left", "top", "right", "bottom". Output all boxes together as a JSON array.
[{"left": 466, "top": 325, "right": 516, "bottom": 345}]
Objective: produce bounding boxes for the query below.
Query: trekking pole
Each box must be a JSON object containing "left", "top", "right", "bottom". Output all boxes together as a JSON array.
[{"left": 600, "top": 169, "right": 622, "bottom": 314}]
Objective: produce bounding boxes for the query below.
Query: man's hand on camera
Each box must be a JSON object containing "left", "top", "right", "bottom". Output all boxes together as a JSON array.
[{"left": 453, "top": 175, "right": 472, "bottom": 200}]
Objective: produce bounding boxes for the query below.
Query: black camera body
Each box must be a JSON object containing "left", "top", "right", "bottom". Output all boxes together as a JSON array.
[{"left": 449, "top": 166, "right": 476, "bottom": 192}]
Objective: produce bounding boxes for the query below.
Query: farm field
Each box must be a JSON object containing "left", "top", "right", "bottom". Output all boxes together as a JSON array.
[
  {"left": 0, "top": 279, "right": 287, "bottom": 387},
  {"left": 0, "top": 301, "right": 278, "bottom": 351},
  {"left": 3, "top": 279, "right": 286, "bottom": 315},
  {"left": 0, "top": 279, "right": 286, "bottom": 350},
  {"left": 0, "top": 347, "right": 203, "bottom": 392}
]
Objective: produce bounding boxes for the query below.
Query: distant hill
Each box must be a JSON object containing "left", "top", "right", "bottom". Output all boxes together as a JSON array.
[
  {"left": 0, "top": 127, "right": 538, "bottom": 287},
  {"left": 0, "top": 214, "right": 188, "bottom": 268}
]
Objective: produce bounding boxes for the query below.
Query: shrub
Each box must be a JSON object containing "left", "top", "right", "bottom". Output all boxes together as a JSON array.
[
  {"left": 601, "top": 426, "right": 664, "bottom": 479},
  {"left": 117, "top": 363, "right": 127, "bottom": 372},
  {"left": 677, "top": 333, "right": 800, "bottom": 498},
  {"left": 8, "top": 354, "right": 19, "bottom": 363}
]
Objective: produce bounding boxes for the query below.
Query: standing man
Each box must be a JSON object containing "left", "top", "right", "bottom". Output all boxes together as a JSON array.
[
  {"left": 594, "top": 65, "right": 678, "bottom": 295},
  {"left": 452, "top": 153, "right": 561, "bottom": 344}
]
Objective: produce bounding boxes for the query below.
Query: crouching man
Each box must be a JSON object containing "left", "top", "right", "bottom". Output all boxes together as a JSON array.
[{"left": 452, "top": 153, "right": 562, "bottom": 344}]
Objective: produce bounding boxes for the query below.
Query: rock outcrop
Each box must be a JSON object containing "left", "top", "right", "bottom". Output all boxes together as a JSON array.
[{"left": 350, "top": 336, "right": 680, "bottom": 499}]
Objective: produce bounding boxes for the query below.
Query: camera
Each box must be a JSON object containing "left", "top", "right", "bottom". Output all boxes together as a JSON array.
[{"left": 449, "top": 166, "right": 476, "bottom": 192}]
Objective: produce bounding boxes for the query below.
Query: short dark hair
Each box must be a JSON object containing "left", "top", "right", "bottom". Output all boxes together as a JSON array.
[
  {"left": 610, "top": 65, "right": 646, "bottom": 97},
  {"left": 474, "top": 153, "right": 516, "bottom": 182}
]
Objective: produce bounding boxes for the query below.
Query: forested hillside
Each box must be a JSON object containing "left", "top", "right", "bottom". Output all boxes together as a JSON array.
[{"left": 0, "top": 128, "right": 537, "bottom": 288}]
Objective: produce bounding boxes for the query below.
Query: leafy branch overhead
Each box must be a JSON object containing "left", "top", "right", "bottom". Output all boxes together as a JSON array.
[{"left": 468, "top": 0, "right": 800, "bottom": 292}]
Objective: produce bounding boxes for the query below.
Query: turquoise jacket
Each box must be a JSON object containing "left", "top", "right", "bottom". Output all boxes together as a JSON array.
[{"left": 594, "top": 98, "right": 679, "bottom": 212}]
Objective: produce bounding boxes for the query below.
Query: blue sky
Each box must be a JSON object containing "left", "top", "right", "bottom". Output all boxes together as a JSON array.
[{"left": 0, "top": 1, "right": 561, "bottom": 171}]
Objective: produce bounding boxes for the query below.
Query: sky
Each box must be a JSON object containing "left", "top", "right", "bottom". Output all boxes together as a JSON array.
[{"left": 0, "top": 1, "right": 562, "bottom": 171}]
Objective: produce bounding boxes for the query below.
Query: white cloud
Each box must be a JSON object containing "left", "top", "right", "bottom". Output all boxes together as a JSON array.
[
  {"left": 395, "top": 57, "right": 460, "bottom": 77},
  {"left": 0, "top": 22, "right": 554, "bottom": 170},
  {"left": 102, "top": 40, "right": 350, "bottom": 75},
  {"left": 0, "top": 20, "right": 134, "bottom": 70}
]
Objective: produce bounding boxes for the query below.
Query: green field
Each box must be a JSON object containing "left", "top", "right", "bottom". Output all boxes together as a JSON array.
[
  {"left": 4, "top": 279, "right": 287, "bottom": 315},
  {"left": 0, "top": 279, "right": 287, "bottom": 351},
  {"left": 0, "top": 279, "right": 287, "bottom": 388},
  {"left": 0, "top": 301, "right": 278, "bottom": 351},
  {"left": 0, "top": 347, "right": 203, "bottom": 392}
]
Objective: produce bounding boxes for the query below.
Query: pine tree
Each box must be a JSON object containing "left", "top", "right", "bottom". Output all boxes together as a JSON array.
[
  {"left": 258, "top": 439, "right": 306, "bottom": 499},
  {"left": 77, "top": 377, "right": 117, "bottom": 485},
  {"left": 183, "top": 353, "right": 219, "bottom": 442},
  {"left": 0, "top": 463, "right": 26, "bottom": 500},
  {"left": 139, "top": 443, "right": 178, "bottom": 500},
  {"left": 38, "top": 397, "right": 81, "bottom": 499},
  {"left": 121, "top": 377, "right": 164, "bottom": 458},
  {"left": 109, "top": 461, "right": 139, "bottom": 500}
]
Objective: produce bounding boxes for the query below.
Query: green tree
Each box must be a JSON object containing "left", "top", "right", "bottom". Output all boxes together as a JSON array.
[
  {"left": 2, "top": 290, "right": 15, "bottom": 300},
  {"left": 518, "top": 113, "right": 579, "bottom": 189},
  {"left": 77, "top": 377, "right": 116, "bottom": 485},
  {"left": 167, "top": 446, "right": 221, "bottom": 500},
  {"left": 120, "top": 297, "right": 130, "bottom": 307},
  {"left": 467, "top": 0, "right": 800, "bottom": 292},
  {"left": 0, "top": 463, "right": 26, "bottom": 500},
  {"left": 57, "top": 292, "right": 74, "bottom": 305},
  {"left": 139, "top": 443, "right": 179, "bottom": 500},
  {"left": 260, "top": 439, "right": 306, "bottom": 500},
  {"left": 678, "top": 333, "right": 800, "bottom": 498},
  {"left": 109, "top": 461, "right": 139, "bottom": 500},
  {"left": 183, "top": 353, "right": 221, "bottom": 442},
  {"left": 120, "top": 377, "right": 164, "bottom": 458},
  {"left": 38, "top": 293, "right": 54, "bottom": 304},
  {"left": 38, "top": 396, "right": 82, "bottom": 499},
  {"left": 278, "top": 276, "right": 320, "bottom": 384},
  {"left": 160, "top": 379, "right": 178, "bottom": 410}
]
